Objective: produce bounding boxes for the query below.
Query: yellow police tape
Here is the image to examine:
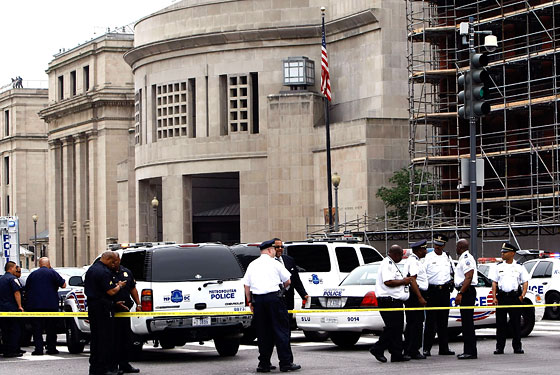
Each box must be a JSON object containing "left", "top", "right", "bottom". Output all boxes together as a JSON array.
[{"left": 0, "top": 303, "right": 557, "bottom": 317}]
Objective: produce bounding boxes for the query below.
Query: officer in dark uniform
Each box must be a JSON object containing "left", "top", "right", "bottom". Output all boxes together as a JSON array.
[
  {"left": 0, "top": 261, "right": 24, "bottom": 358},
  {"left": 243, "top": 239, "right": 301, "bottom": 373},
  {"left": 85, "top": 251, "right": 126, "bottom": 375},
  {"left": 490, "top": 242, "right": 529, "bottom": 355},
  {"left": 273, "top": 238, "right": 308, "bottom": 311},
  {"left": 24, "top": 257, "right": 66, "bottom": 355},
  {"left": 112, "top": 254, "right": 141, "bottom": 373}
]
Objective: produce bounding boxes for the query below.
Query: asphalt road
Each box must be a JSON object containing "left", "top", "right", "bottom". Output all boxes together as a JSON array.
[{"left": 3, "top": 321, "right": 560, "bottom": 375}]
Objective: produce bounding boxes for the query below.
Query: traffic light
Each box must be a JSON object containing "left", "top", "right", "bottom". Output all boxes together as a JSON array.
[
  {"left": 470, "top": 53, "right": 490, "bottom": 117},
  {"left": 457, "top": 72, "right": 469, "bottom": 119}
]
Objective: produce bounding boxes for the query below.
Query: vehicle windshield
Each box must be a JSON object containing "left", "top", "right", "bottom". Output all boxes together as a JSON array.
[{"left": 341, "top": 264, "right": 380, "bottom": 286}]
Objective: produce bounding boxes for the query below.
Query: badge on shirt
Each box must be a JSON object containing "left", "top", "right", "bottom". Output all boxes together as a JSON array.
[
  {"left": 109, "top": 281, "right": 113, "bottom": 285},
  {"left": 123, "top": 272, "right": 128, "bottom": 277}
]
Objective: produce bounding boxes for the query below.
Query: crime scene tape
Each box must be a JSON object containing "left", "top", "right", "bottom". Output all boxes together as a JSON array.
[{"left": 0, "top": 303, "right": 558, "bottom": 317}]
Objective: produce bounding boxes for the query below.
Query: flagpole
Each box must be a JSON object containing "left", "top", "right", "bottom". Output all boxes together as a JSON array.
[{"left": 322, "top": 7, "right": 334, "bottom": 231}]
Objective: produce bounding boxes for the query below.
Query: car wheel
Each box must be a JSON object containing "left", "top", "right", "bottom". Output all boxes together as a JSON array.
[
  {"left": 302, "top": 330, "right": 330, "bottom": 342},
  {"left": 329, "top": 332, "right": 361, "bottom": 348},
  {"left": 517, "top": 302, "right": 535, "bottom": 338},
  {"left": 66, "top": 318, "right": 86, "bottom": 354},
  {"left": 214, "top": 337, "right": 240, "bottom": 357},
  {"left": 158, "top": 337, "right": 176, "bottom": 350},
  {"left": 545, "top": 292, "right": 560, "bottom": 320}
]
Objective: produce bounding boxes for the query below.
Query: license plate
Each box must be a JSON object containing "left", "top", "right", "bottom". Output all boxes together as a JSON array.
[
  {"left": 321, "top": 317, "right": 338, "bottom": 324},
  {"left": 327, "top": 298, "right": 343, "bottom": 308},
  {"left": 192, "top": 317, "right": 211, "bottom": 326}
]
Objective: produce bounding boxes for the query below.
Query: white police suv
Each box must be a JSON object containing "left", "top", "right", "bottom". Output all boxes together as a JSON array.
[{"left": 522, "top": 257, "right": 560, "bottom": 319}]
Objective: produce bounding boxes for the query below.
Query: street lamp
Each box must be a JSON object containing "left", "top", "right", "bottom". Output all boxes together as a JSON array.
[
  {"left": 32, "top": 214, "right": 38, "bottom": 267},
  {"left": 151, "top": 196, "right": 159, "bottom": 242},
  {"left": 332, "top": 172, "right": 341, "bottom": 232}
]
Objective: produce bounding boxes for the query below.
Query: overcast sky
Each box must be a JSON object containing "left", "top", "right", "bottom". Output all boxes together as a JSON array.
[{"left": 0, "top": 0, "right": 175, "bottom": 87}]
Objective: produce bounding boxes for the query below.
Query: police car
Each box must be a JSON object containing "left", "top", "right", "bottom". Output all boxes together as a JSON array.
[
  {"left": 295, "top": 261, "right": 545, "bottom": 348},
  {"left": 64, "top": 243, "right": 252, "bottom": 357},
  {"left": 522, "top": 256, "right": 560, "bottom": 319}
]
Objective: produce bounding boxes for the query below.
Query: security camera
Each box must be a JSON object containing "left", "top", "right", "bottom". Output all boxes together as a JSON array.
[{"left": 484, "top": 35, "right": 498, "bottom": 53}]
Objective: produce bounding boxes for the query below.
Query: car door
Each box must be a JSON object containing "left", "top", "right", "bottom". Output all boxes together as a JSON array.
[{"left": 527, "top": 260, "right": 552, "bottom": 299}]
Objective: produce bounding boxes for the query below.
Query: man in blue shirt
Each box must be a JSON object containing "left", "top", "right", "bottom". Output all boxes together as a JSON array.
[
  {"left": 24, "top": 257, "right": 66, "bottom": 355},
  {"left": 0, "top": 261, "right": 24, "bottom": 357}
]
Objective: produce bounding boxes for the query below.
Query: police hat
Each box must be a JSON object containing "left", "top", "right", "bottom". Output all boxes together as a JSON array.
[
  {"left": 410, "top": 239, "right": 427, "bottom": 250},
  {"left": 501, "top": 242, "right": 518, "bottom": 252},
  {"left": 259, "top": 239, "right": 275, "bottom": 250},
  {"left": 433, "top": 234, "right": 448, "bottom": 246}
]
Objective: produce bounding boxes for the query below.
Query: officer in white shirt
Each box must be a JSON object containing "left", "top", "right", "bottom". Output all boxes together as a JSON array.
[
  {"left": 489, "top": 242, "right": 529, "bottom": 355},
  {"left": 403, "top": 239, "right": 428, "bottom": 360},
  {"left": 454, "top": 238, "right": 478, "bottom": 359},
  {"left": 369, "top": 245, "right": 412, "bottom": 363},
  {"left": 243, "top": 239, "right": 301, "bottom": 373},
  {"left": 423, "top": 234, "right": 455, "bottom": 357}
]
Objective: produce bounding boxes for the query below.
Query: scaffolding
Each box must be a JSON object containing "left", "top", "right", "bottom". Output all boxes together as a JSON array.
[{"left": 405, "top": 0, "right": 560, "bottom": 254}]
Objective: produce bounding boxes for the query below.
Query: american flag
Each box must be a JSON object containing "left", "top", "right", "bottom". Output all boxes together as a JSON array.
[{"left": 321, "top": 16, "right": 331, "bottom": 101}]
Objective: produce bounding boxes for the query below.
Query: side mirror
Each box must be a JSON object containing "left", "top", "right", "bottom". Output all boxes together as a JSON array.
[{"left": 69, "top": 275, "right": 84, "bottom": 287}]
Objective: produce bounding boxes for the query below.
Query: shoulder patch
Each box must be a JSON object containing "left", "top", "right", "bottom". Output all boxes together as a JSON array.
[
  {"left": 388, "top": 260, "right": 393, "bottom": 265},
  {"left": 466, "top": 261, "right": 471, "bottom": 266}
]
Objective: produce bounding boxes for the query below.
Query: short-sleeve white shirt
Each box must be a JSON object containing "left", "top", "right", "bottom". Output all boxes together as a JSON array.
[
  {"left": 454, "top": 250, "right": 478, "bottom": 287},
  {"left": 489, "top": 261, "right": 529, "bottom": 292},
  {"left": 404, "top": 253, "right": 428, "bottom": 291},
  {"left": 243, "top": 254, "right": 291, "bottom": 295},
  {"left": 424, "top": 250, "right": 454, "bottom": 285},
  {"left": 375, "top": 257, "right": 409, "bottom": 300}
]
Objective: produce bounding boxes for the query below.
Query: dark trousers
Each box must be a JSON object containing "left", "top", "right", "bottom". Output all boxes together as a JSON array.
[
  {"left": 374, "top": 298, "right": 404, "bottom": 358},
  {"left": 0, "top": 316, "right": 21, "bottom": 355},
  {"left": 404, "top": 292, "right": 426, "bottom": 356},
  {"left": 253, "top": 292, "right": 293, "bottom": 367},
  {"left": 114, "top": 316, "right": 133, "bottom": 368},
  {"left": 459, "top": 286, "right": 477, "bottom": 356},
  {"left": 88, "top": 300, "right": 115, "bottom": 374},
  {"left": 423, "top": 286, "right": 451, "bottom": 353},
  {"left": 29, "top": 309, "right": 58, "bottom": 353},
  {"left": 496, "top": 293, "right": 522, "bottom": 351}
]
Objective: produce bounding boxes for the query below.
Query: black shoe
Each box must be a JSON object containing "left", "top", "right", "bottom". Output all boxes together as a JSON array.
[
  {"left": 423, "top": 350, "right": 431, "bottom": 357},
  {"left": 494, "top": 349, "right": 504, "bottom": 355},
  {"left": 257, "top": 366, "right": 271, "bottom": 373},
  {"left": 18, "top": 349, "right": 26, "bottom": 354},
  {"left": 391, "top": 355, "right": 411, "bottom": 362},
  {"left": 280, "top": 363, "right": 301, "bottom": 372},
  {"left": 514, "top": 349, "right": 524, "bottom": 354},
  {"left": 439, "top": 350, "right": 455, "bottom": 355},
  {"left": 369, "top": 347, "right": 387, "bottom": 363},
  {"left": 3, "top": 352, "right": 23, "bottom": 358},
  {"left": 102, "top": 371, "right": 119, "bottom": 375},
  {"left": 120, "top": 365, "right": 140, "bottom": 374},
  {"left": 457, "top": 353, "right": 477, "bottom": 359},
  {"left": 410, "top": 353, "right": 426, "bottom": 360},
  {"left": 31, "top": 351, "right": 44, "bottom": 356},
  {"left": 46, "top": 349, "right": 59, "bottom": 355}
]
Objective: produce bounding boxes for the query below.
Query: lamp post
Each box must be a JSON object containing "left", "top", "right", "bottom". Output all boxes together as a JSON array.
[
  {"left": 332, "top": 172, "right": 341, "bottom": 232},
  {"left": 151, "top": 196, "right": 159, "bottom": 242},
  {"left": 32, "top": 214, "right": 38, "bottom": 267}
]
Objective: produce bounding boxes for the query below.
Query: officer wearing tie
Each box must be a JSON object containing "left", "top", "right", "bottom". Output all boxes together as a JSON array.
[
  {"left": 403, "top": 239, "right": 428, "bottom": 360},
  {"left": 423, "top": 234, "right": 455, "bottom": 357},
  {"left": 273, "top": 238, "right": 309, "bottom": 311},
  {"left": 489, "top": 242, "right": 528, "bottom": 355},
  {"left": 369, "top": 244, "right": 412, "bottom": 363},
  {"left": 455, "top": 239, "right": 478, "bottom": 359}
]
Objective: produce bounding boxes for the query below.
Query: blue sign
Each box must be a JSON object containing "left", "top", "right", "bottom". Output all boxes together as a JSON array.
[
  {"left": 311, "top": 274, "right": 320, "bottom": 285},
  {"left": 170, "top": 289, "right": 183, "bottom": 303}
]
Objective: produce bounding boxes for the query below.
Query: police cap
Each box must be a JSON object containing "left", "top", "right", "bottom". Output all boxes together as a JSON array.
[
  {"left": 259, "top": 239, "right": 275, "bottom": 250},
  {"left": 433, "top": 234, "right": 448, "bottom": 247},
  {"left": 411, "top": 239, "right": 427, "bottom": 250},
  {"left": 501, "top": 242, "right": 518, "bottom": 253}
]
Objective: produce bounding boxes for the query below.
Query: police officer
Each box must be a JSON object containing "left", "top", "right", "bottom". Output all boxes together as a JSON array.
[
  {"left": 369, "top": 244, "right": 412, "bottom": 363},
  {"left": 24, "top": 257, "right": 66, "bottom": 355},
  {"left": 423, "top": 233, "right": 455, "bottom": 357},
  {"left": 455, "top": 239, "right": 478, "bottom": 359},
  {"left": 112, "top": 253, "right": 141, "bottom": 373},
  {"left": 403, "top": 240, "right": 428, "bottom": 360},
  {"left": 85, "top": 251, "right": 126, "bottom": 375},
  {"left": 0, "top": 261, "right": 24, "bottom": 358},
  {"left": 273, "top": 238, "right": 309, "bottom": 311},
  {"left": 243, "top": 239, "right": 301, "bottom": 373},
  {"left": 490, "top": 242, "right": 528, "bottom": 355}
]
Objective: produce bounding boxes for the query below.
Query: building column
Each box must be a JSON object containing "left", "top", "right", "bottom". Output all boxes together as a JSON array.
[
  {"left": 183, "top": 176, "right": 193, "bottom": 242},
  {"left": 162, "top": 175, "right": 188, "bottom": 242},
  {"left": 86, "top": 130, "right": 97, "bottom": 264},
  {"left": 47, "top": 140, "right": 62, "bottom": 266},
  {"left": 74, "top": 134, "right": 87, "bottom": 266},
  {"left": 61, "top": 137, "right": 75, "bottom": 266}
]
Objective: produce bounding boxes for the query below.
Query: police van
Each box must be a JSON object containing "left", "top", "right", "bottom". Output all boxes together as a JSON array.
[{"left": 64, "top": 243, "right": 252, "bottom": 356}]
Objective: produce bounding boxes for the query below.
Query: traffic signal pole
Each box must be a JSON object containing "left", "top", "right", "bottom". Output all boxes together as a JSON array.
[{"left": 468, "top": 18, "right": 478, "bottom": 259}]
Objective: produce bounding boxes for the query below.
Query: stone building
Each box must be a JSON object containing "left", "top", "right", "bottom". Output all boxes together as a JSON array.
[
  {"left": 123, "top": 0, "right": 410, "bottom": 244},
  {"left": 0, "top": 87, "right": 49, "bottom": 267},
  {"left": 39, "top": 33, "right": 135, "bottom": 266}
]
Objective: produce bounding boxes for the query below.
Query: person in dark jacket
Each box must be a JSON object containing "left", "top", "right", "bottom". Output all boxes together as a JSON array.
[
  {"left": 0, "top": 261, "right": 24, "bottom": 357},
  {"left": 273, "top": 238, "right": 308, "bottom": 311}
]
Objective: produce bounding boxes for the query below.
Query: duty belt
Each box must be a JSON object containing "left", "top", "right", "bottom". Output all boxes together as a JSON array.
[
  {"left": 428, "top": 284, "right": 449, "bottom": 290},
  {"left": 498, "top": 290, "right": 520, "bottom": 297}
]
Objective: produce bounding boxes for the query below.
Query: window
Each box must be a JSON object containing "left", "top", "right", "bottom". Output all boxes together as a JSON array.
[
  {"left": 134, "top": 90, "right": 142, "bottom": 145},
  {"left": 4, "top": 156, "right": 9, "bottom": 185},
  {"left": 335, "top": 247, "right": 360, "bottom": 272},
  {"left": 360, "top": 247, "right": 383, "bottom": 264},
  {"left": 83, "top": 66, "right": 90, "bottom": 92},
  {"left": 341, "top": 264, "right": 379, "bottom": 286},
  {"left": 523, "top": 261, "right": 537, "bottom": 274},
  {"left": 227, "top": 74, "right": 251, "bottom": 133},
  {"left": 532, "top": 261, "right": 553, "bottom": 278},
  {"left": 58, "top": 75, "right": 64, "bottom": 100},
  {"left": 286, "top": 245, "right": 331, "bottom": 272},
  {"left": 155, "top": 81, "right": 192, "bottom": 139},
  {"left": 70, "top": 71, "right": 76, "bottom": 96},
  {"left": 121, "top": 250, "right": 148, "bottom": 281},
  {"left": 4, "top": 110, "right": 8, "bottom": 137}
]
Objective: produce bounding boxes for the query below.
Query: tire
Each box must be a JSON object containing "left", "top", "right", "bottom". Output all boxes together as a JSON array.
[
  {"left": 518, "top": 302, "right": 535, "bottom": 338},
  {"left": 302, "top": 330, "right": 329, "bottom": 342},
  {"left": 329, "top": 332, "right": 361, "bottom": 348},
  {"left": 66, "top": 318, "right": 86, "bottom": 354},
  {"left": 158, "top": 337, "right": 176, "bottom": 350},
  {"left": 545, "top": 292, "right": 560, "bottom": 320},
  {"left": 214, "top": 337, "right": 240, "bottom": 357}
]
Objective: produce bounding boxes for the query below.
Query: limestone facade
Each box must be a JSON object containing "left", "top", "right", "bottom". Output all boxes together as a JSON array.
[
  {"left": 125, "top": 0, "right": 410, "bottom": 243},
  {"left": 39, "top": 33, "right": 135, "bottom": 266},
  {"left": 0, "top": 88, "right": 49, "bottom": 258}
]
